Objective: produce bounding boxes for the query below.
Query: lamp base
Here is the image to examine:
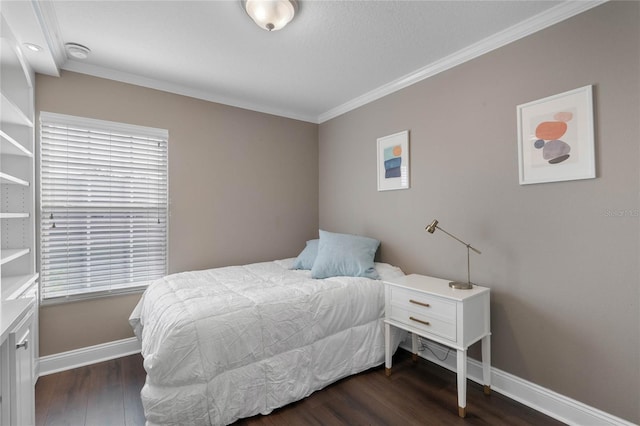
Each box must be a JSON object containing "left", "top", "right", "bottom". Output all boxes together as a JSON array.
[{"left": 449, "top": 281, "right": 473, "bottom": 290}]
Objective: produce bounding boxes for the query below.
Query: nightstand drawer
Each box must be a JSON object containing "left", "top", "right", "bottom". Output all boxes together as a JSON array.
[
  {"left": 388, "top": 305, "right": 457, "bottom": 341},
  {"left": 390, "top": 286, "right": 456, "bottom": 321}
]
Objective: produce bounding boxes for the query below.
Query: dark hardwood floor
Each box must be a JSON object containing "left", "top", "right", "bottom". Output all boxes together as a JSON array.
[
  {"left": 35, "top": 354, "right": 146, "bottom": 426},
  {"left": 36, "top": 350, "right": 565, "bottom": 426}
]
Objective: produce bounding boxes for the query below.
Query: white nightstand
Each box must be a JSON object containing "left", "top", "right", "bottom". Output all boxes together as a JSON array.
[{"left": 383, "top": 274, "right": 491, "bottom": 418}]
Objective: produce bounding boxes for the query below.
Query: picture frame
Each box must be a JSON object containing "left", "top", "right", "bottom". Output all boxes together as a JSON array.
[
  {"left": 377, "top": 130, "right": 409, "bottom": 191},
  {"left": 516, "top": 85, "right": 595, "bottom": 185}
]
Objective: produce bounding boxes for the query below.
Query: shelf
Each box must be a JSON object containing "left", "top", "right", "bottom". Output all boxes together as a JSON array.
[
  {"left": 0, "top": 32, "right": 33, "bottom": 127},
  {"left": 0, "top": 248, "right": 30, "bottom": 266},
  {"left": 0, "top": 171, "right": 29, "bottom": 186},
  {"left": 0, "top": 29, "right": 33, "bottom": 90},
  {"left": 0, "top": 212, "right": 29, "bottom": 219},
  {"left": 0, "top": 92, "right": 33, "bottom": 128},
  {"left": 0, "top": 129, "right": 32, "bottom": 157},
  {"left": 2, "top": 273, "right": 38, "bottom": 301}
]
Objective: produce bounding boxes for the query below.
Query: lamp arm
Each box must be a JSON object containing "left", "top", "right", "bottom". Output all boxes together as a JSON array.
[
  {"left": 468, "top": 244, "right": 482, "bottom": 255},
  {"left": 436, "top": 225, "right": 482, "bottom": 255}
]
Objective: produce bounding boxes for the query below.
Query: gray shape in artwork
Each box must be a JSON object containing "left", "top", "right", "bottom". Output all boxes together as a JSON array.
[
  {"left": 549, "top": 154, "right": 570, "bottom": 164},
  {"left": 542, "top": 139, "right": 571, "bottom": 161}
]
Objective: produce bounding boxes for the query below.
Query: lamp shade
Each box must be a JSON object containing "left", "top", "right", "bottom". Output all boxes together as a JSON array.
[
  {"left": 425, "top": 219, "right": 438, "bottom": 234},
  {"left": 243, "top": 0, "right": 298, "bottom": 31}
]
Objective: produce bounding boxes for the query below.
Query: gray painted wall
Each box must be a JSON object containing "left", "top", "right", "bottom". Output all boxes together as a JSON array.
[
  {"left": 319, "top": 2, "right": 638, "bottom": 422},
  {"left": 36, "top": 71, "right": 319, "bottom": 356}
]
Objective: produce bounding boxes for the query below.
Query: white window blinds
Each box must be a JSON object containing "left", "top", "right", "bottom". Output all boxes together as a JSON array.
[{"left": 40, "top": 112, "right": 168, "bottom": 301}]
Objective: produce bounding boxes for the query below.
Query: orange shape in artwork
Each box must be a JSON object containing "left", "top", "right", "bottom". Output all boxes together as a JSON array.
[
  {"left": 535, "top": 121, "right": 567, "bottom": 140},
  {"left": 392, "top": 145, "right": 402, "bottom": 156}
]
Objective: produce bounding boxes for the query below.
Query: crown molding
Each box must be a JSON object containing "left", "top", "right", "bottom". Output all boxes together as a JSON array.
[
  {"left": 61, "top": 60, "right": 318, "bottom": 124},
  {"left": 33, "top": 0, "right": 606, "bottom": 125},
  {"left": 317, "top": 0, "right": 607, "bottom": 124}
]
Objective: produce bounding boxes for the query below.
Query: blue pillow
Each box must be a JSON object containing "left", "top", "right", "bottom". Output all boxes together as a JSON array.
[
  {"left": 291, "top": 239, "right": 319, "bottom": 270},
  {"left": 311, "top": 230, "right": 380, "bottom": 279}
]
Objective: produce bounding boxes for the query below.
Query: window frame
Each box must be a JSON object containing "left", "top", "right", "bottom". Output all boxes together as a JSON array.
[{"left": 38, "top": 112, "right": 169, "bottom": 304}]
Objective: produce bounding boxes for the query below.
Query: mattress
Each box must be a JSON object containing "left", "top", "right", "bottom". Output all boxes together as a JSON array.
[{"left": 129, "top": 258, "right": 405, "bottom": 425}]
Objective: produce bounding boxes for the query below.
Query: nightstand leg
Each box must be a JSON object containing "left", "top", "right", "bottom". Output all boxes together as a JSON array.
[
  {"left": 457, "top": 349, "right": 467, "bottom": 418},
  {"left": 384, "top": 323, "right": 392, "bottom": 376},
  {"left": 411, "top": 332, "right": 419, "bottom": 362},
  {"left": 482, "top": 335, "right": 491, "bottom": 395}
]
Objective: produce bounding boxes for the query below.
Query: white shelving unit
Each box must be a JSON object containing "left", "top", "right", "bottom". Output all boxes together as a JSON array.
[
  {"left": 0, "top": 7, "right": 38, "bottom": 425},
  {"left": 0, "top": 12, "right": 39, "bottom": 302}
]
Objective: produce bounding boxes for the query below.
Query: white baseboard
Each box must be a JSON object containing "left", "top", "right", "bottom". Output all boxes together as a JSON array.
[
  {"left": 400, "top": 340, "right": 636, "bottom": 426},
  {"left": 39, "top": 337, "right": 141, "bottom": 377}
]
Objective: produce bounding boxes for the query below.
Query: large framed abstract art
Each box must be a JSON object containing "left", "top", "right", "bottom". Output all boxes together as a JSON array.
[
  {"left": 517, "top": 85, "right": 595, "bottom": 185},
  {"left": 377, "top": 130, "right": 410, "bottom": 191}
]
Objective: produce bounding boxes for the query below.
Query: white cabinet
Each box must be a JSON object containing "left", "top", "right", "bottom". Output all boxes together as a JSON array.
[
  {"left": 0, "top": 299, "right": 35, "bottom": 426},
  {"left": 384, "top": 274, "right": 491, "bottom": 418},
  {"left": 8, "top": 307, "right": 34, "bottom": 426},
  {"left": 0, "top": 6, "right": 38, "bottom": 425}
]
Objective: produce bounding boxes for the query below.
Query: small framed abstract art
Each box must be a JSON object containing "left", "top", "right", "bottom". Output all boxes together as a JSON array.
[
  {"left": 517, "top": 85, "right": 595, "bottom": 185},
  {"left": 377, "top": 130, "right": 410, "bottom": 191}
]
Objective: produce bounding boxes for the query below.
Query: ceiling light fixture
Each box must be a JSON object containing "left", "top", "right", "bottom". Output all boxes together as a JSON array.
[
  {"left": 65, "top": 42, "right": 91, "bottom": 60},
  {"left": 242, "top": 0, "right": 298, "bottom": 32}
]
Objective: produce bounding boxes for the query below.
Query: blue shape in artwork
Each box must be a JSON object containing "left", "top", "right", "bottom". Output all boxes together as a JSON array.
[
  {"left": 384, "top": 157, "right": 402, "bottom": 170},
  {"left": 386, "top": 167, "right": 401, "bottom": 178},
  {"left": 383, "top": 145, "right": 402, "bottom": 179},
  {"left": 384, "top": 146, "right": 396, "bottom": 161}
]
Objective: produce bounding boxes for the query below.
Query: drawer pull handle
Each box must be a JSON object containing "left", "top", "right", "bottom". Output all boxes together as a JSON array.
[
  {"left": 409, "top": 316, "right": 430, "bottom": 326},
  {"left": 409, "top": 299, "right": 430, "bottom": 308},
  {"left": 16, "top": 340, "right": 28, "bottom": 350}
]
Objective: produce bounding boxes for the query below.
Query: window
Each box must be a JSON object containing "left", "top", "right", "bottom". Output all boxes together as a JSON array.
[{"left": 39, "top": 112, "right": 168, "bottom": 302}]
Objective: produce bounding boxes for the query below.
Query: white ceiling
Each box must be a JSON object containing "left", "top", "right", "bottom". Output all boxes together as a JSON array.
[{"left": 4, "top": 0, "right": 604, "bottom": 123}]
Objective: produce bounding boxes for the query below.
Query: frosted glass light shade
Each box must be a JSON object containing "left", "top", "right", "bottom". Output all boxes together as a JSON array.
[{"left": 243, "top": 0, "right": 297, "bottom": 31}]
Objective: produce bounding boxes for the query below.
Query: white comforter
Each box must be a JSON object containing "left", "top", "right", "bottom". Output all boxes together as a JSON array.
[{"left": 130, "top": 258, "right": 405, "bottom": 425}]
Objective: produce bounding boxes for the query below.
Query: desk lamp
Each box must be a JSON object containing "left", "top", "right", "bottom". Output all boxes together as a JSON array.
[{"left": 425, "top": 219, "right": 481, "bottom": 290}]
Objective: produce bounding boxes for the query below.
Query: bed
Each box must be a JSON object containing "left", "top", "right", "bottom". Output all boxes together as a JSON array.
[{"left": 130, "top": 232, "right": 405, "bottom": 425}]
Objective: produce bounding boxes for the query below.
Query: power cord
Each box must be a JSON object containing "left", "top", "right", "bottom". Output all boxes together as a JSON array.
[{"left": 418, "top": 336, "right": 451, "bottom": 362}]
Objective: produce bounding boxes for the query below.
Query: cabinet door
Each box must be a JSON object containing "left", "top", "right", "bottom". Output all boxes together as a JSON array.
[
  {"left": 17, "top": 282, "right": 38, "bottom": 384},
  {"left": 9, "top": 312, "right": 34, "bottom": 426},
  {"left": 0, "top": 342, "right": 9, "bottom": 426}
]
